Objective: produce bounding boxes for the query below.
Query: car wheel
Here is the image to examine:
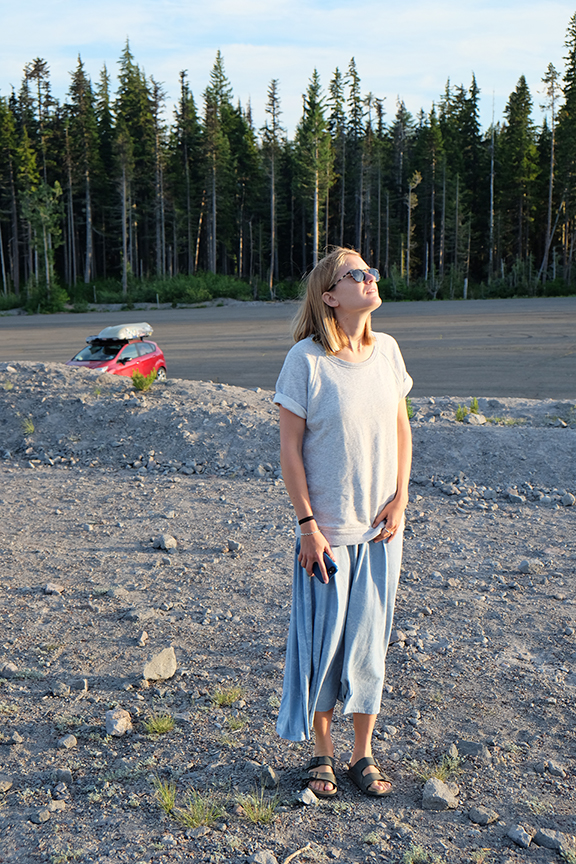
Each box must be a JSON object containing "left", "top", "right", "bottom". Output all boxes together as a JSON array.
[{"left": 156, "top": 367, "right": 167, "bottom": 381}]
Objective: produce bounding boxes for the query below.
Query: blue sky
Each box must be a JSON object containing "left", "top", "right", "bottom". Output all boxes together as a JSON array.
[{"left": 1, "top": 0, "right": 574, "bottom": 134}]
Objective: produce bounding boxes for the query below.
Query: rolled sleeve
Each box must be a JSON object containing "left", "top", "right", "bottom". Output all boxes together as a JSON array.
[{"left": 274, "top": 391, "right": 307, "bottom": 419}]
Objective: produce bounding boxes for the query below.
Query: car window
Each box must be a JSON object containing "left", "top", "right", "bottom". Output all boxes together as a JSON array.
[
  {"left": 118, "top": 343, "right": 140, "bottom": 361},
  {"left": 72, "top": 341, "right": 124, "bottom": 361},
  {"left": 138, "top": 342, "right": 155, "bottom": 356}
]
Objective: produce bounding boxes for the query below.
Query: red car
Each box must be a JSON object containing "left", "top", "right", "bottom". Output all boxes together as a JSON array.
[{"left": 66, "top": 322, "right": 167, "bottom": 379}]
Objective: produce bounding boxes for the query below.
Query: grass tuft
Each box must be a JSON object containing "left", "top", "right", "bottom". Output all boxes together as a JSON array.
[
  {"left": 235, "top": 786, "right": 278, "bottom": 824},
  {"left": 406, "top": 398, "right": 414, "bottom": 419},
  {"left": 403, "top": 844, "right": 430, "bottom": 864},
  {"left": 132, "top": 368, "right": 157, "bottom": 391},
  {"left": 174, "top": 789, "right": 223, "bottom": 828},
  {"left": 211, "top": 686, "right": 243, "bottom": 707},
  {"left": 143, "top": 712, "right": 175, "bottom": 735},
  {"left": 405, "top": 753, "right": 463, "bottom": 783},
  {"left": 561, "top": 848, "right": 576, "bottom": 864},
  {"left": 152, "top": 778, "right": 177, "bottom": 814},
  {"left": 21, "top": 416, "right": 35, "bottom": 435}
]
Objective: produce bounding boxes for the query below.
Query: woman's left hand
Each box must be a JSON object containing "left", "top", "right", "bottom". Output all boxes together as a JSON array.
[{"left": 372, "top": 494, "right": 408, "bottom": 543}]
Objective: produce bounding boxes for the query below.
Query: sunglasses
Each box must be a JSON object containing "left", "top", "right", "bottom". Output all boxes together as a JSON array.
[{"left": 329, "top": 268, "right": 381, "bottom": 291}]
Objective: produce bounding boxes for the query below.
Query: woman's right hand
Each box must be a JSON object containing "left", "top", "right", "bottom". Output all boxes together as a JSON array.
[{"left": 298, "top": 527, "right": 334, "bottom": 583}]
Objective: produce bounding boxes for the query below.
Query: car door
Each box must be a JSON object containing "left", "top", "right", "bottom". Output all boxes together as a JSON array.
[
  {"left": 114, "top": 342, "right": 141, "bottom": 377},
  {"left": 137, "top": 341, "right": 156, "bottom": 376}
]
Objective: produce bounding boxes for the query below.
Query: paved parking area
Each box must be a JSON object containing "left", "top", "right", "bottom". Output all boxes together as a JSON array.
[{"left": 0, "top": 296, "right": 574, "bottom": 397}]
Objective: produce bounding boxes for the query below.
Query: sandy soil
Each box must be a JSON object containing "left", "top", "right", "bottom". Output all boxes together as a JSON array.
[{"left": 0, "top": 361, "right": 575, "bottom": 864}]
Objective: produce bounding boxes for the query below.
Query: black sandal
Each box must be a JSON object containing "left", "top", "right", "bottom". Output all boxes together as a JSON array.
[
  {"left": 348, "top": 756, "right": 392, "bottom": 797},
  {"left": 303, "top": 755, "right": 338, "bottom": 799}
]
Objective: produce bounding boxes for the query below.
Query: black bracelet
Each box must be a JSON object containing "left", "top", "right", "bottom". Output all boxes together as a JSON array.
[{"left": 298, "top": 515, "right": 316, "bottom": 526}]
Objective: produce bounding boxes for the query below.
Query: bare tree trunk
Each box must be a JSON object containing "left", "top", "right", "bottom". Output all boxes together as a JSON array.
[
  {"left": 439, "top": 163, "right": 446, "bottom": 278},
  {"left": 9, "top": 158, "right": 20, "bottom": 293},
  {"left": 269, "top": 150, "right": 276, "bottom": 298},
  {"left": 406, "top": 184, "right": 412, "bottom": 285},
  {"left": 339, "top": 136, "right": 346, "bottom": 246},
  {"left": 430, "top": 158, "right": 435, "bottom": 289},
  {"left": 454, "top": 174, "right": 460, "bottom": 274},
  {"left": 489, "top": 124, "right": 495, "bottom": 282},
  {"left": 121, "top": 167, "right": 128, "bottom": 296},
  {"left": 312, "top": 146, "right": 319, "bottom": 268},
  {"left": 542, "top": 124, "right": 555, "bottom": 282},
  {"left": 185, "top": 151, "right": 192, "bottom": 274},
  {"left": 84, "top": 171, "right": 93, "bottom": 283},
  {"left": 376, "top": 162, "right": 381, "bottom": 271},
  {"left": 385, "top": 191, "right": 389, "bottom": 279},
  {"left": 194, "top": 190, "right": 206, "bottom": 274},
  {"left": 0, "top": 221, "right": 8, "bottom": 294},
  {"left": 210, "top": 156, "right": 217, "bottom": 273}
]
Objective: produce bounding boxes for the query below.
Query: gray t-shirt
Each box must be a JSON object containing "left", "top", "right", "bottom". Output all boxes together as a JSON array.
[{"left": 274, "top": 332, "right": 412, "bottom": 546}]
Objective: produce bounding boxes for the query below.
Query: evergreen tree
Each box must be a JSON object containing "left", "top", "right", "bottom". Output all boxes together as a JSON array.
[{"left": 295, "top": 70, "right": 334, "bottom": 267}]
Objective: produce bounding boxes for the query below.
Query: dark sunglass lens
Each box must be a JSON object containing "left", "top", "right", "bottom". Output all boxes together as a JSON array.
[
  {"left": 350, "top": 269, "right": 364, "bottom": 283},
  {"left": 369, "top": 268, "right": 380, "bottom": 281}
]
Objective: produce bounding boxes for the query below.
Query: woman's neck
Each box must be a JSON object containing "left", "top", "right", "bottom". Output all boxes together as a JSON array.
[{"left": 334, "top": 313, "right": 372, "bottom": 361}]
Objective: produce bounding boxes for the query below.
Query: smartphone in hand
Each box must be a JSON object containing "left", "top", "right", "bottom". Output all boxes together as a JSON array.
[{"left": 312, "top": 553, "right": 338, "bottom": 583}]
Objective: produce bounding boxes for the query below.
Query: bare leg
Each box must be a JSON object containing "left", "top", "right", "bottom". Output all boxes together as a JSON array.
[
  {"left": 350, "top": 713, "right": 391, "bottom": 794},
  {"left": 307, "top": 709, "right": 335, "bottom": 794}
]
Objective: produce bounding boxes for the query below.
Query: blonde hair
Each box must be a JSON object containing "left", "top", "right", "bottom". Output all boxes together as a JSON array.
[{"left": 292, "top": 247, "right": 374, "bottom": 353}]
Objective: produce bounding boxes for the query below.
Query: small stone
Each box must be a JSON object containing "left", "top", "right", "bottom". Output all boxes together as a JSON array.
[
  {"left": 45, "top": 582, "right": 64, "bottom": 595},
  {"left": 447, "top": 743, "right": 459, "bottom": 758},
  {"left": 137, "top": 631, "right": 149, "bottom": 647},
  {"left": 390, "top": 629, "right": 406, "bottom": 644},
  {"left": 565, "top": 627, "right": 575, "bottom": 636},
  {"left": 260, "top": 764, "right": 279, "bottom": 788},
  {"left": 48, "top": 799, "right": 66, "bottom": 812},
  {"left": 561, "top": 493, "right": 575, "bottom": 506},
  {"left": 153, "top": 534, "right": 177, "bottom": 550},
  {"left": 51, "top": 682, "right": 71, "bottom": 697},
  {"left": 227, "top": 539, "right": 243, "bottom": 552},
  {"left": 187, "top": 826, "right": 210, "bottom": 839},
  {"left": 58, "top": 734, "right": 77, "bottom": 750},
  {"left": 0, "top": 775, "right": 13, "bottom": 792},
  {"left": 0, "top": 662, "right": 18, "bottom": 678},
  {"left": 161, "top": 834, "right": 178, "bottom": 847},
  {"left": 124, "top": 606, "right": 156, "bottom": 623},
  {"left": 422, "top": 778, "right": 458, "bottom": 810},
  {"left": 507, "top": 824, "right": 532, "bottom": 848},
  {"left": 105, "top": 707, "right": 132, "bottom": 736},
  {"left": 143, "top": 646, "right": 177, "bottom": 681},
  {"left": 468, "top": 806, "right": 499, "bottom": 826},
  {"left": 30, "top": 808, "right": 51, "bottom": 824},
  {"left": 53, "top": 782, "right": 69, "bottom": 798},
  {"left": 249, "top": 851, "right": 279, "bottom": 864},
  {"left": 546, "top": 760, "right": 567, "bottom": 778},
  {"left": 533, "top": 762, "right": 547, "bottom": 774},
  {"left": 465, "top": 413, "right": 486, "bottom": 425},
  {"left": 508, "top": 492, "right": 525, "bottom": 504},
  {"left": 534, "top": 828, "right": 568, "bottom": 850},
  {"left": 70, "top": 678, "right": 89, "bottom": 692},
  {"left": 295, "top": 787, "right": 319, "bottom": 806},
  {"left": 10, "top": 731, "right": 24, "bottom": 744},
  {"left": 55, "top": 768, "right": 73, "bottom": 785},
  {"left": 231, "top": 803, "right": 245, "bottom": 816},
  {"left": 456, "top": 740, "right": 491, "bottom": 761},
  {"left": 518, "top": 560, "right": 531, "bottom": 573}
]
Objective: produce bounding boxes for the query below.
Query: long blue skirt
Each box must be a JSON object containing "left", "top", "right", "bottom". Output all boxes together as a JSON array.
[{"left": 276, "top": 531, "right": 403, "bottom": 742}]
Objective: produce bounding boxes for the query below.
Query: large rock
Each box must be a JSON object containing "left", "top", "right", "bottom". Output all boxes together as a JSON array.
[
  {"left": 0, "top": 775, "right": 13, "bottom": 792},
  {"left": 469, "top": 806, "right": 499, "bottom": 826},
  {"left": 153, "top": 534, "right": 177, "bottom": 551},
  {"left": 143, "top": 646, "right": 177, "bottom": 681},
  {"left": 534, "top": 828, "right": 570, "bottom": 850},
  {"left": 507, "top": 825, "right": 532, "bottom": 848},
  {"left": 105, "top": 707, "right": 132, "bottom": 737},
  {"left": 422, "top": 778, "right": 458, "bottom": 810}
]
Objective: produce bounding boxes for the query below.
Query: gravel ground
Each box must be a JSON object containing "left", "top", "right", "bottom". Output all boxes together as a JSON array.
[{"left": 0, "top": 362, "right": 575, "bottom": 864}]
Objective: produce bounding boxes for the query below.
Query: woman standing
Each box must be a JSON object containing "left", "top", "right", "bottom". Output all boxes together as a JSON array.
[{"left": 274, "top": 247, "right": 412, "bottom": 798}]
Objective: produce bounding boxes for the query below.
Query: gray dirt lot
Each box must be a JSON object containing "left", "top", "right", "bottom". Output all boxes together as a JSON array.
[
  {"left": 0, "top": 362, "right": 575, "bottom": 864},
  {"left": 0, "top": 295, "right": 575, "bottom": 397}
]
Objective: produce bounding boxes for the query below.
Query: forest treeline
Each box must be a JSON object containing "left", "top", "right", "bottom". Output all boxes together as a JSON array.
[{"left": 2, "top": 17, "right": 576, "bottom": 312}]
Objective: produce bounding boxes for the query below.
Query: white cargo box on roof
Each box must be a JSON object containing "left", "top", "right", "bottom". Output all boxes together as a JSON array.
[{"left": 92, "top": 322, "right": 153, "bottom": 341}]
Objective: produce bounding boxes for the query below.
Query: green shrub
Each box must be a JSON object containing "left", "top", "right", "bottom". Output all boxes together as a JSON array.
[{"left": 132, "top": 368, "right": 157, "bottom": 391}]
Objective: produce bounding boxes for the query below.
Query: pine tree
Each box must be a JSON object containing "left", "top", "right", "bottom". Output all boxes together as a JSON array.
[
  {"left": 262, "top": 79, "right": 284, "bottom": 296},
  {"left": 295, "top": 70, "right": 334, "bottom": 267}
]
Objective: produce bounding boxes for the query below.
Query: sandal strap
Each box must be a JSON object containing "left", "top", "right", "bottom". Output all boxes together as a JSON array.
[
  {"left": 351, "top": 756, "right": 377, "bottom": 773},
  {"left": 307, "top": 755, "right": 335, "bottom": 770}
]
